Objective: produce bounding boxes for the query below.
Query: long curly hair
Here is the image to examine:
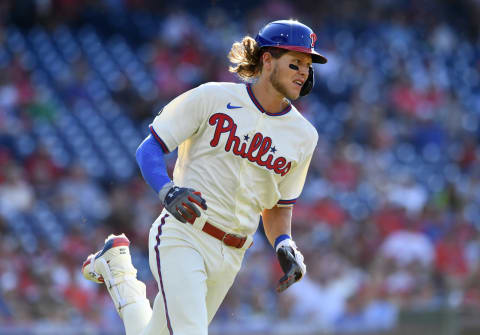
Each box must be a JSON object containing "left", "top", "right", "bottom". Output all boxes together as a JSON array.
[{"left": 228, "top": 36, "right": 287, "bottom": 80}]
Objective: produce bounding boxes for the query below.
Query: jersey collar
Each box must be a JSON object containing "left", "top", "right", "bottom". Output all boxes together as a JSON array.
[{"left": 246, "top": 84, "right": 292, "bottom": 116}]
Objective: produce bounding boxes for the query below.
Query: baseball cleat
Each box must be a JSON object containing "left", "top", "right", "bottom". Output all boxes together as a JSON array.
[
  {"left": 82, "top": 253, "right": 105, "bottom": 283},
  {"left": 81, "top": 233, "right": 135, "bottom": 285}
]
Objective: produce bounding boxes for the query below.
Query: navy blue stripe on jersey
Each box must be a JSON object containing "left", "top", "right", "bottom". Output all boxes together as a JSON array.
[
  {"left": 278, "top": 198, "right": 297, "bottom": 205},
  {"left": 136, "top": 135, "right": 171, "bottom": 194},
  {"left": 149, "top": 125, "right": 170, "bottom": 153},
  {"left": 155, "top": 213, "right": 174, "bottom": 335},
  {"left": 246, "top": 84, "right": 292, "bottom": 116}
]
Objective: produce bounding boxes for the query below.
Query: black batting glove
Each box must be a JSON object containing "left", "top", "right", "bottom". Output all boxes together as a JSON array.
[
  {"left": 162, "top": 185, "right": 207, "bottom": 224},
  {"left": 275, "top": 240, "right": 306, "bottom": 293}
]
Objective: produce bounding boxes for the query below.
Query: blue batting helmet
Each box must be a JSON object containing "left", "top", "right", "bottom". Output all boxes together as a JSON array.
[{"left": 255, "top": 20, "right": 327, "bottom": 64}]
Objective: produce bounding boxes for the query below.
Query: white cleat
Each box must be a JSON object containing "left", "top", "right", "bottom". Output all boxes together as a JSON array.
[
  {"left": 82, "top": 253, "right": 105, "bottom": 283},
  {"left": 81, "top": 233, "right": 135, "bottom": 285},
  {"left": 81, "top": 233, "right": 146, "bottom": 314}
]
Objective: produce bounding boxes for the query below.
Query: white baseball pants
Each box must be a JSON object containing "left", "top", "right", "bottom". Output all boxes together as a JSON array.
[{"left": 120, "top": 209, "right": 245, "bottom": 335}]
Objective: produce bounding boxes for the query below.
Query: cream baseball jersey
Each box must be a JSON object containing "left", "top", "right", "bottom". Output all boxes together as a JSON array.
[{"left": 149, "top": 82, "right": 318, "bottom": 236}]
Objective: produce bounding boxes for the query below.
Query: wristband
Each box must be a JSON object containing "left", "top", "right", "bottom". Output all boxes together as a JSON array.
[{"left": 274, "top": 234, "right": 291, "bottom": 251}]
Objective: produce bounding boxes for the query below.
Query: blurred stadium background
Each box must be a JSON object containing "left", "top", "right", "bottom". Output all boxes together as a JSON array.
[{"left": 1, "top": 0, "right": 480, "bottom": 334}]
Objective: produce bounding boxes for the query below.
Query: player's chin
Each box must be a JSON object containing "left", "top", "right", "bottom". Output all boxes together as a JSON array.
[
  {"left": 287, "top": 86, "right": 301, "bottom": 100},
  {"left": 287, "top": 90, "right": 300, "bottom": 100}
]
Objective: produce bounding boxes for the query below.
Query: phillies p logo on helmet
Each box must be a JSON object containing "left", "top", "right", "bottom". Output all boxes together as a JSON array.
[{"left": 310, "top": 33, "right": 317, "bottom": 49}]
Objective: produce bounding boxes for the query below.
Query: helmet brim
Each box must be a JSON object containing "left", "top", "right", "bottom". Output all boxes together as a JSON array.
[{"left": 272, "top": 45, "right": 328, "bottom": 64}]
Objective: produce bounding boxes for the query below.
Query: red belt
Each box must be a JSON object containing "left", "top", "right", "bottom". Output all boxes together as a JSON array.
[{"left": 194, "top": 221, "right": 249, "bottom": 249}]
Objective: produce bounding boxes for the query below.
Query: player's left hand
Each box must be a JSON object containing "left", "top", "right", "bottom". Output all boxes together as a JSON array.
[{"left": 275, "top": 240, "right": 306, "bottom": 293}]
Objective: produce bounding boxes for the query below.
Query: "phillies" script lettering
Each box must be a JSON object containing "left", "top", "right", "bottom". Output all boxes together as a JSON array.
[{"left": 208, "top": 113, "right": 292, "bottom": 176}]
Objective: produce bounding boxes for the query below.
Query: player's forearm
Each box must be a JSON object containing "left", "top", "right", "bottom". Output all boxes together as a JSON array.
[
  {"left": 262, "top": 206, "right": 293, "bottom": 247},
  {"left": 135, "top": 135, "right": 171, "bottom": 194}
]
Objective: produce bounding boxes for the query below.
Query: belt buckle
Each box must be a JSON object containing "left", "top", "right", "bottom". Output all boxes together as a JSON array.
[{"left": 222, "top": 233, "right": 246, "bottom": 248}]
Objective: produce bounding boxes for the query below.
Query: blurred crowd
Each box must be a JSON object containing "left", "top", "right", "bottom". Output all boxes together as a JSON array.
[{"left": 1, "top": 0, "right": 480, "bottom": 334}]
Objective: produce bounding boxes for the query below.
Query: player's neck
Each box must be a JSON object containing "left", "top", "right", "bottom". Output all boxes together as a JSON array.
[{"left": 251, "top": 79, "right": 290, "bottom": 114}]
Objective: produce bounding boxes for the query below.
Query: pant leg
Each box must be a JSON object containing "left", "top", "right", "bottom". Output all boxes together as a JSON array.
[
  {"left": 205, "top": 275, "right": 237, "bottom": 324},
  {"left": 205, "top": 246, "right": 244, "bottom": 324},
  {"left": 122, "top": 298, "right": 153, "bottom": 335},
  {"left": 143, "top": 214, "right": 209, "bottom": 335}
]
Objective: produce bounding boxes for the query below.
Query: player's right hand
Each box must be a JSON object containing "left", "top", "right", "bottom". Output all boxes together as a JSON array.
[{"left": 163, "top": 186, "right": 207, "bottom": 224}]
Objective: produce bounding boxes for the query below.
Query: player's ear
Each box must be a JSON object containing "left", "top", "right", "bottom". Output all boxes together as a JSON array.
[{"left": 261, "top": 51, "right": 273, "bottom": 71}]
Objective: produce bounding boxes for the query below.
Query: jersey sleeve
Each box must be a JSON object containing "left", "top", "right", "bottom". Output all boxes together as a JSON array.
[
  {"left": 277, "top": 129, "right": 318, "bottom": 208},
  {"left": 149, "top": 84, "right": 208, "bottom": 152},
  {"left": 276, "top": 152, "right": 314, "bottom": 207}
]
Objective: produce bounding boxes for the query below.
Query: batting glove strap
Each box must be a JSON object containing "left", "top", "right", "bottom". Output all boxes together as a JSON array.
[
  {"left": 158, "top": 181, "right": 175, "bottom": 203},
  {"left": 275, "top": 236, "right": 295, "bottom": 252},
  {"left": 161, "top": 184, "right": 208, "bottom": 224},
  {"left": 274, "top": 234, "right": 291, "bottom": 251}
]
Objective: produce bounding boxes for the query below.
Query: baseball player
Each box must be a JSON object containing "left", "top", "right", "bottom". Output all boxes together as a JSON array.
[{"left": 82, "top": 19, "right": 327, "bottom": 335}]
